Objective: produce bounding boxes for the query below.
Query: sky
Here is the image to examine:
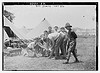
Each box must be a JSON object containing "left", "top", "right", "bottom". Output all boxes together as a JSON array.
[{"left": 4, "top": 5, "right": 96, "bottom": 29}]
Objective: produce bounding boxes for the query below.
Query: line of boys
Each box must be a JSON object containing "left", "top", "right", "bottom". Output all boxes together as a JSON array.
[{"left": 42, "top": 23, "right": 79, "bottom": 64}]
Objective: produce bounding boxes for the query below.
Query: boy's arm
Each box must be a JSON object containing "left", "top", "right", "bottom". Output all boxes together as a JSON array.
[{"left": 47, "top": 38, "right": 55, "bottom": 51}]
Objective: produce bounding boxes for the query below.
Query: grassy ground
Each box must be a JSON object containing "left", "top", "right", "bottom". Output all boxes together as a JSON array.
[{"left": 3, "top": 37, "right": 96, "bottom": 71}]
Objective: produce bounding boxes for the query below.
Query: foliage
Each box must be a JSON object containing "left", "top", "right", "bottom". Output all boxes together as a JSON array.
[{"left": 3, "top": 10, "right": 15, "bottom": 22}]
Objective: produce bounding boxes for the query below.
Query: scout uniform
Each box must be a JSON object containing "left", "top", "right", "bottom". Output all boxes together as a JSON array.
[{"left": 64, "top": 23, "right": 79, "bottom": 64}]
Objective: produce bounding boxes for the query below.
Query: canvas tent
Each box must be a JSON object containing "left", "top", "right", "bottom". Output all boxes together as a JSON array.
[
  {"left": 25, "top": 18, "right": 51, "bottom": 39},
  {"left": 4, "top": 16, "right": 51, "bottom": 40},
  {"left": 4, "top": 29, "right": 9, "bottom": 41},
  {"left": 4, "top": 26, "right": 16, "bottom": 38},
  {"left": 18, "top": 26, "right": 30, "bottom": 36},
  {"left": 4, "top": 16, "right": 26, "bottom": 39}
]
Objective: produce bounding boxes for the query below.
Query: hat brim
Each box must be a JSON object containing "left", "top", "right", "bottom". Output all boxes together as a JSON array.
[{"left": 65, "top": 26, "right": 72, "bottom": 27}]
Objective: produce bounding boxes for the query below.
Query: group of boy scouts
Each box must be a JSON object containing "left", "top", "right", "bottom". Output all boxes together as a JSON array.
[
  {"left": 40, "top": 22, "right": 79, "bottom": 64},
  {"left": 4, "top": 22, "right": 79, "bottom": 64}
]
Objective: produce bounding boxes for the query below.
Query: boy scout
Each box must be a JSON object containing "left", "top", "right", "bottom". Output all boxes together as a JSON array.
[{"left": 64, "top": 23, "right": 79, "bottom": 64}]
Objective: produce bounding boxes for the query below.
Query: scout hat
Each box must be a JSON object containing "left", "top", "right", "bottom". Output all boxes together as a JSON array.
[
  {"left": 65, "top": 22, "right": 72, "bottom": 28},
  {"left": 54, "top": 26, "right": 58, "bottom": 28},
  {"left": 60, "top": 27, "right": 65, "bottom": 29}
]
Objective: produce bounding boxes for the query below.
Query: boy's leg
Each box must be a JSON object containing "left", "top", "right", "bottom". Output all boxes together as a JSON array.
[
  {"left": 62, "top": 39, "right": 67, "bottom": 58},
  {"left": 60, "top": 44, "right": 63, "bottom": 55},
  {"left": 63, "top": 39, "right": 67, "bottom": 55},
  {"left": 64, "top": 40, "right": 74, "bottom": 64},
  {"left": 33, "top": 49, "right": 37, "bottom": 57},
  {"left": 55, "top": 46, "right": 60, "bottom": 59},
  {"left": 55, "top": 36, "right": 63, "bottom": 59},
  {"left": 65, "top": 49, "right": 72, "bottom": 63},
  {"left": 72, "top": 50, "right": 79, "bottom": 62},
  {"left": 24, "top": 47, "right": 29, "bottom": 56},
  {"left": 71, "top": 40, "right": 79, "bottom": 62},
  {"left": 49, "top": 45, "right": 55, "bottom": 59}
]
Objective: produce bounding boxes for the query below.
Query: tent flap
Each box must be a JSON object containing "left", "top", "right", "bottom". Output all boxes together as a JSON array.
[
  {"left": 4, "top": 16, "right": 27, "bottom": 39},
  {"left": 4, "top": 29, "right": 9, "bottom": 40}
]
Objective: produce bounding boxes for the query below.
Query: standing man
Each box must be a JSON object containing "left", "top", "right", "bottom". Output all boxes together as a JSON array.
[{"left": 64, "top": 23, "right": 79, "bottom": 64}]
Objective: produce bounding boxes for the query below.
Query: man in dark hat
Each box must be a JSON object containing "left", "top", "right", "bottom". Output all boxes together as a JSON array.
[{"left": 64, "top": 22, "right": 79, "bottom": 64}]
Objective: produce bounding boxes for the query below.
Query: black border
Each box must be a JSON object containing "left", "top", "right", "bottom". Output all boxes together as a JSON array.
[
  {"left": 3, "top": 2, "right": 97, "bottom": 5},
  {"left": 96, "top": 2, "right": 98, "bottom": 71},
  {"left": 2, "top": 2, "right": 98, "bottom": 71}
]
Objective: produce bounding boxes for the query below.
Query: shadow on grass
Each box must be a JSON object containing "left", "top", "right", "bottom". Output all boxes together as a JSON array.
[{"left": 63, "top": 61, "right": 84, "bottom": 64}]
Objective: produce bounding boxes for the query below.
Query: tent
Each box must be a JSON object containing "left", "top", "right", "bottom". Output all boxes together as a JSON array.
[
  {"left": 4, "top": 26, "right": 16, "bottom": 37},
  {"left": 25, "top": 18, "right": 51, "bottom": 39},
  {"left": 4, "top": 29, "right": 9, "bottom": 41},
  {"left": 4, "top": 16, "right": 26, "bottom": 39},
  {"left": 18, "top": 26, "right": 30, "bottom": 36}
]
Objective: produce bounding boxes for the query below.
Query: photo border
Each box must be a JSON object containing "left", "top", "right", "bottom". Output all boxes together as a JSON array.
[{"left": 2, "top": 2, "right": 98, "bottom": 71}]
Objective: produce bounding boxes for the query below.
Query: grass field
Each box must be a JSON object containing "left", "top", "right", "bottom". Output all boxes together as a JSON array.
[{"left": 3, "top": 37, "right": 97, "bottom": 71}]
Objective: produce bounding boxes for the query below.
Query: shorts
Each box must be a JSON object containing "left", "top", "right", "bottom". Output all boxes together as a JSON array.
[{"left": 67, "top": 39, "right": 76, "bottom": 52}]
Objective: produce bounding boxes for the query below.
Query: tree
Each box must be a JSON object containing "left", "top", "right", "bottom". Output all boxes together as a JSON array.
[{"left": 3, "top": 10, "right": 15, "bottom": 22}]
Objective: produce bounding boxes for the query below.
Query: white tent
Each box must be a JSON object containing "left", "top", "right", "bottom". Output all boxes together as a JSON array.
[
  {"left": 4, "top": 29, "right": 9, "bottom": 41},
  {"left": 25, "top": 18, "right": 51, "bottom": 39},
  {"left": 4, "top": 16, "right": 26, "bottom": 39},
  {"left": 18, "top": 26, "right": 30, "bottom": 36}
]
